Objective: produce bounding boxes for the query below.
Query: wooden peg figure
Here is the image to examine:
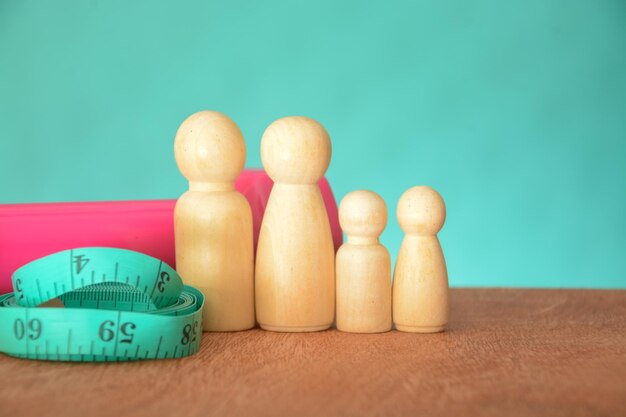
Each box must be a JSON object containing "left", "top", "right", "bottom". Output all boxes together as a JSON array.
[
  {"left": 393, "top": 186, "right": 449, "bottom": 333},
  {"left": 336, "top": 190, "right": 392, "bottom": 333},
  {"left": 174, "top": 111, "right": 255, "bottom": 332},
  {"left": 255, "top": 116, "right": 335, "bottom": 332}
]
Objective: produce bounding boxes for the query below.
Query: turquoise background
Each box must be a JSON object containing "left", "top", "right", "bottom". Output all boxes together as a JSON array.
[{"left": 1, "top": 1, "right": 625, "bottom": 288}]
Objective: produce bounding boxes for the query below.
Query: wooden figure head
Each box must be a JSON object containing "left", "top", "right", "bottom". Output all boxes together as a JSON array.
[
  {"left": 174, "top": 111, "right": 246, "bottom": 184},
  {"left": 261, "top": 116, "right": 331, "bottom": 184},
  {"left": 339, "top": 190, "right": 387, "bottom": 242},
  {"left": 397, "top": 186, "right": 446, "bottom": 236}
]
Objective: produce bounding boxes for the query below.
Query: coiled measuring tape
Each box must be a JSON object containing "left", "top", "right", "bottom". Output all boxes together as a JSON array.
[{"left": 0, "top": 247, "right": 204, "bottom": 362}]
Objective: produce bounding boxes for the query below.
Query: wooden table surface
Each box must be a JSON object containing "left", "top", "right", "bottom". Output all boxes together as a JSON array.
[{"left": 1, "top": 288, "right": 625, "bottom": 417}]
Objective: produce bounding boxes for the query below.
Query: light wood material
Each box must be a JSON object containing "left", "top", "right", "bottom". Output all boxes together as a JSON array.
[
  {"left": 336, "top": 190, "right": 392, "bottom": 333},
  {"left": 255, "top": 116, "right": 335, "bottom": 332},
  {"left": 1, "top": 288, "right": 625, "bottom": 417},
  {"left": 393, "top": 186, "right": 449, "bottom": 333},
  {"left": 174, "top": 111, "right": 255, "bottom": 331}
]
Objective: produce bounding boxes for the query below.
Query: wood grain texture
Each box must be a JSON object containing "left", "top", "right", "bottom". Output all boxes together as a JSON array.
[
  {"left": 336, "top": 190, "right": 392, "bottom": 333},
  {"left": 174, "top": 111, "right": 255, "bottom": 331},
  {"left": 393, "top": 186, "right": 449, "bottom": 333},
  {"left": 256, "top": 116, "right": 335, "bottom": 332},
  {"left": 1, "top": 288, "right": 625, "bottom": 417}
]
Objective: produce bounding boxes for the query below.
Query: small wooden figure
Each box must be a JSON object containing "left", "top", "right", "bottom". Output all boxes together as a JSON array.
[
  {"left": 174, "top": 111, "right": 255, "bottom": 332},
  {"left": 336, "top": 190, "right": 392, "bottom": 333},
  {"left": 392, "top": 186, "right": 449, "bottom": 333},
  {"left": 255, "top": 116, "right": 335, "bottom": 332}
]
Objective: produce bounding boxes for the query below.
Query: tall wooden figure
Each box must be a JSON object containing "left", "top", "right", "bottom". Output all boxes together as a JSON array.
[
  {"left": 255, "top": 116, "right": 335, "bottom": 332},
  {"left": 393, "top": 186, "right": 449, "bottom": 333},
  {"left": 174, "top": 111, "right": 255, "bottom": 332},
  {"left": 336, "top": 190, "right": 392, "bottom": 333}
]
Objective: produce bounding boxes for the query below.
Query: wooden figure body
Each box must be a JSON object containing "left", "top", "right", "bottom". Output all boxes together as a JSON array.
[
  {"left": 336, "top": 190, "right": 392, "bottom": 333},
  {"left": 174, "top": 111, "right": 255, "bottom": 332},
  {"left": 255, "top": 116, "right": 335, "bottom": 332},
  {"left": 392, "top": 186, "right": 449, "bottom": 333}
]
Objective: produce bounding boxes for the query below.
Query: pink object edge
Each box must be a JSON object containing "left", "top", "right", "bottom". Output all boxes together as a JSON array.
[{"left": 0, "top": 169, "right": 342, "bottom": 294}]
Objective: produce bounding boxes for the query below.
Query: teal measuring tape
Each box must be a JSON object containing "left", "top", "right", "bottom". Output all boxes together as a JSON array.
[{"left": 0, "top": 247, "right": 204, "bottom": 362}]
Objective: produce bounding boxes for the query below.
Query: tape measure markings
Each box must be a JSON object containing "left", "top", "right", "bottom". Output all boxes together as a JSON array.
[{"left": 0, "top": 247, "right": 203, "bottom": 362}]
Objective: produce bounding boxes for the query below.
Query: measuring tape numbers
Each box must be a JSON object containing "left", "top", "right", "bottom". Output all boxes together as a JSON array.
[{"left": 0, "top": 247, "right": 204, "bottom": 362}]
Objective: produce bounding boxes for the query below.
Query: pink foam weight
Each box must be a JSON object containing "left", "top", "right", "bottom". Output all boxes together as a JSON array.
[{"left": 0, "top": 169, "right": 342, "bottom": 295}]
